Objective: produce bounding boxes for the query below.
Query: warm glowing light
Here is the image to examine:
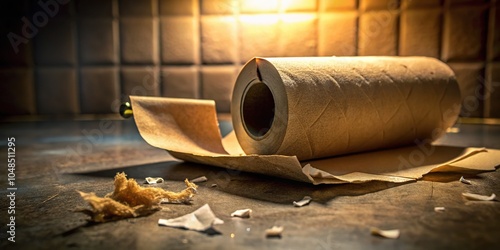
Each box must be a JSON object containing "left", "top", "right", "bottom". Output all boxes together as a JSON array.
[
  {"left": 240, "top": 0, "right": 279, "bottom": 13},
  {"left": 240, "top": 14, "right": 279, "bottom": 25}
]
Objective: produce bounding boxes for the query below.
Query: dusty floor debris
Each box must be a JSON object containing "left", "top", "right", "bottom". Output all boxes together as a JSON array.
[
  {"left": 191, "top": 176, "right": 208, "bottom": 183},
  {"left": 78, "top": 172, "right": 198, "bottom": 222}
]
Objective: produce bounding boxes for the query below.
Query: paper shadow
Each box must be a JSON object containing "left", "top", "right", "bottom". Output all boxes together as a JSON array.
[{"left": 71, "top": 160, "right": 407, "bottom": 205}]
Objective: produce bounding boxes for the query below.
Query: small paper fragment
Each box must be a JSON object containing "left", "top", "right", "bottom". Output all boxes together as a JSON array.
[
  {"left": 231, "top": 209, "right": 252, "bottom": 218},
  {"left": 434, "top": 207, "right": 445, "bottom": 212},
  {"left": 293, "top": 196, "right": 312, "bottom": 207},
  {"left": 145, "top": 177, "right": 164, "bottom": 184},
  {"left": 158, "top": 204, "right": 223, "bottom": 232},
  {"left": 191, "top": 176, "right": 208, "bottom": 183},
  {"left": 459, "top": 176, "right": 472, "bottom": 185},
  {"left": 370, "top": 227, "right": 400, "bottom": 239},
  {"left": 265, "top": 226, "right": 284, "bottom": 238},
  {"left": 462, "top": 192, "right": 496, "bottom": 201}
]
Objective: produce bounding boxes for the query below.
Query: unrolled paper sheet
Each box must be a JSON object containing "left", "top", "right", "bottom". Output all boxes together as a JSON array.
[{"left": 130, "top": 57, "right": 500, "bottom": 184}]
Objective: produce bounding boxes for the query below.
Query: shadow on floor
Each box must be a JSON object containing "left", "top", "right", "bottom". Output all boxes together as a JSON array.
[{"left": 71, "top": 160, "right": 409, "bottom": 205}]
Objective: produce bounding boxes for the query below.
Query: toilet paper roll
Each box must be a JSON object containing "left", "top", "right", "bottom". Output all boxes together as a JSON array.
[{"left": 231, "top": 57, "right": 461, "bottom": 161}]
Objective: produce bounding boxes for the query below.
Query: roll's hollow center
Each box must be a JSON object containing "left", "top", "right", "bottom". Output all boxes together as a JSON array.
[{"left": 242, "top": 81, "right": 275, "bottom": 139}]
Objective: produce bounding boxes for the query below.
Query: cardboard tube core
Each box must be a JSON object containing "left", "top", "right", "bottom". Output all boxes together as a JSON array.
[{"left": 241, "top": 81, "right": 275, "bottom": 139}]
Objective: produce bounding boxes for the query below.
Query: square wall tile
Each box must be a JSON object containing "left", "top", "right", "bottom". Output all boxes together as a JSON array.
[
  {"left": 320, "top": 0, "right": 357, "bottom": 11},
  {"left": 31, "top": 0, "right": 74, "bottom": 20},
  {"left": 447, "top": 0, "right": 489, "bottom": 6},
  {"left": 448, "top": 63, "right": 485, "bottom": 117},
  {"left": 0, "top": 20, "right": 33, "bottom": 66},
  {"left": 34, "top": 20, "right": 76, "bottom": 66},
  {"left": 319, "top": 12, "right": 358, "bottom": 56},
  {"left": 161, "top": 17, "right": 198, "bottom": 64},
  {"left": 239, "top": 15, "right": 280, "bottom": 63},
  {"left": 201, "top": 66, "right": 237, "bottom": 112},
  {"left": 76, "top": 0, "right": 114, "bottom": 17},
  {"left": 79, "top": 18, "right": 117, "bottom": 65},
  {"left": 161, "top": 66, "right": 199, "bottom": 98},
  {"left": 399, "top": 8, "right": 441, "bottom": 57},
  {"left": 119, "top": 0, "right": 154, "bottom": 17},
  {"left": 0, "top": 68, "right": 35, "bottom": 115},
  {"left": 359, "top": 0, "right": 400, "bottom": 11},
  {"left": 240, "top": 0, "right": 279, "bottom": 13},
  {"left": 36, "top": 68, "right": 79, "bottom": 114},
  {"left": 159, "top": 0, "right": 196, "bottom": 15},
  {"left": 282, "top": 0, "right": 317, "bottom": 12},
  {"left": 120, "top": 18, "right": 158, "bottom": 65},
  {"left": 80, "top": 67, "right": 119, "bottom": 114},
  {"left": 121, "top": 67, "right": 160, "bottom": 101},
  {"left": 201, "top": 16, "right": 237, "bottom": 64},
  {"left": 491, "top": 7, "right": 500, "bottom": 61},
  {"left": 442, "top": 6, "right": 487, "bottom": 61},
  {"left": 281, "top": 14, "right": 317, "bottom": 56},
  {"left": 201, "top": 0, "right": 237, "bottom": 14},
  {"left": 358, "top": 11, "right": 398, "bottom": 56},
  {"left": 486, "top": 63, "right": 500, "bottom": 118},
  {"left": 401, "top": 0, "right": 441, "bottom": 9}
]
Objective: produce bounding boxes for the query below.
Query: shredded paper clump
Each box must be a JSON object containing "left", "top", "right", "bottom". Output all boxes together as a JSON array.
[{"left": 78, "top": 172, "right": 198, "bottom": 222}]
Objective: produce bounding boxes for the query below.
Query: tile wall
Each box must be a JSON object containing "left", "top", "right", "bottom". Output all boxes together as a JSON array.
[{"left": 0, "top": 0, "right": 499, "bottom": 117}]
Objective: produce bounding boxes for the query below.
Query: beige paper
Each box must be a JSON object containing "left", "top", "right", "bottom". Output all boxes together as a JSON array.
[{"left": 130, "top": 57, "right": 500, "bottom": 184}]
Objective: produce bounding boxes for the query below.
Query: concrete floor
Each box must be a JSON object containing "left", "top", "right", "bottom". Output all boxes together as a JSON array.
[{"left": 0, "top": 119, "right": 499, "bottom": 249}]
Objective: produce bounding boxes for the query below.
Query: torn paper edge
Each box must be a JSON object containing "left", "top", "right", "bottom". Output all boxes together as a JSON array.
[
  {"left": 145, "top": 177, "right": 164, "bottom": 184},
  {"left": 462, "top": 192, "right": 496, "bottom": 201},
  {"left": 370, "top": 227, "right": 400, "bottom": 239},
  {"left": 265, "top": 226, "right": 284, "bottom": 238},
  {"left": 191, "top": 176, "right": 208, "bottom": 183},
  {"left": 293, "top": 196, "right": 312, "bottom": 207},
  {"left": 231, "top": 209, "right": 252, "bottom": 218},
  {"left": 434, "top": 207, "right": 445, "bottom": 212},
  {"left": 158, "top": 204, "right": 223, "bottom": 232},
  {"left": 459, "top": 176, "right": 472, "bottom": 185}
]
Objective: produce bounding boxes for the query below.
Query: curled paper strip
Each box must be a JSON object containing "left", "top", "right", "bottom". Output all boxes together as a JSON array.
[
  {"left": 370, "top": 227, "right": 400, "bottom": 239},
  {"left": 434, "top": 207, "right": 446, "bottom": 212},
  {"left": 459, "top": 176, "right": 472, "bottom": 185},
  {"left": 130, "top": 57, "right": 500, "bottom": 185},
  {"left": 293, "top": 196, "right": 312, "bottom": 207},
  {"left": 462, "top": 193, "right": 496, "bottom": 201}
]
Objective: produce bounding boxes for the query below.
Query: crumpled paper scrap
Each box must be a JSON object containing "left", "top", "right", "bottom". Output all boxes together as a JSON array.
[
  {"left": 158, "top": 204, "right": 224, "bottom": 232},
  {"left": 265, "top": 226, "right": 284, "bottom": 238},
  {"left": 231, "top": 208, "right": 252, "bottom": 218},
  {"left": 78, "top": 172, "right": 198, "bottom": 222},
  {"left": 145, "top": 177, "right": 164, "bottom": 184}
]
